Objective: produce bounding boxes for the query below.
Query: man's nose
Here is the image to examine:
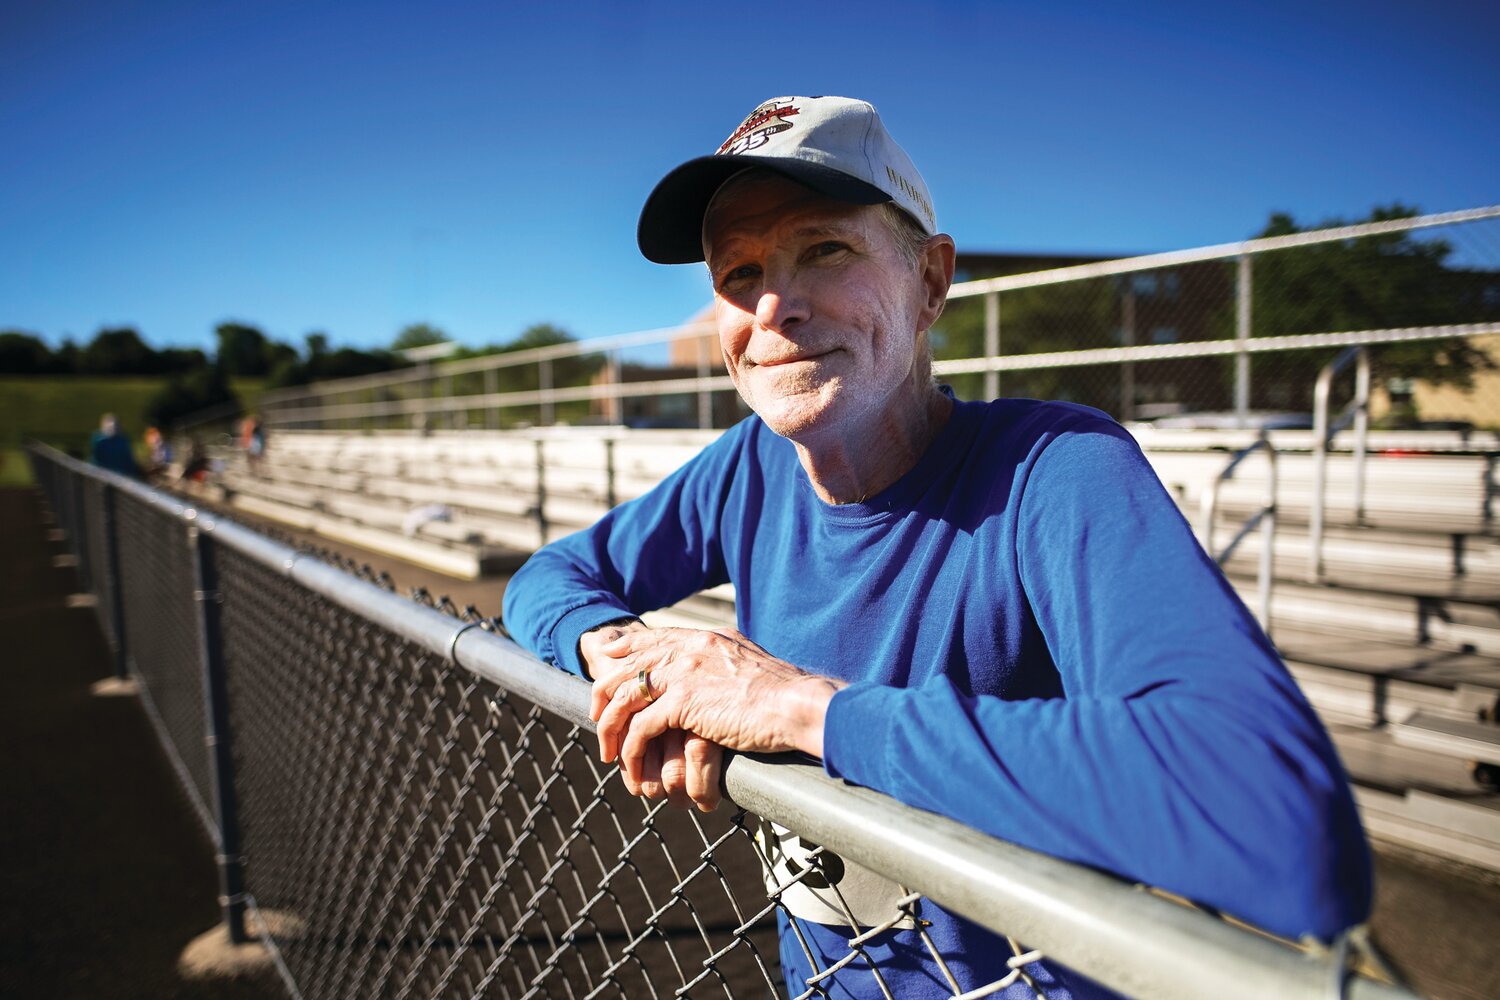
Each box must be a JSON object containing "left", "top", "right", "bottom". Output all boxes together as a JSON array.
[{"left": 754, "top": 273, "right": 810, "bottom": 334}]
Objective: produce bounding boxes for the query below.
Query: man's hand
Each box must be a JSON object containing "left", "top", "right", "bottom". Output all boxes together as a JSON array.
[
  {"left": 587, "top": 626, "right": 846, "bottom": 795},
  {"left": 581, "top": 619, "right": 725, "bottom": 812}
]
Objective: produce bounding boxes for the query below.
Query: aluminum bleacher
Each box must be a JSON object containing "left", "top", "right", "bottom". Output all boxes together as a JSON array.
[{"left": 203, "top": 422, "right": 1500, "bottom": 873}]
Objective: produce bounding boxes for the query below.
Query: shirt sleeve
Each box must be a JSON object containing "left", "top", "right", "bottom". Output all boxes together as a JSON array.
[
  {"left": 821, "top": 417, "right": 1373, "bottom": 941},
  {"left": 501, "top": 428, "right": 741, "bottom": 678}
]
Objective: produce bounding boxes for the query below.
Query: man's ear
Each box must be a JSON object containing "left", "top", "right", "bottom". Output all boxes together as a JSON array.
[{"left": 917, "top": 234, "right": 956, "bottom": 331}]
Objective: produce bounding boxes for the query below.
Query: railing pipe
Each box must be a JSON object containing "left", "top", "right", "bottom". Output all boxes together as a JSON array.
[
  {"left": 1199, "top": 433, "right": 1278, "bottom": 633},
  {"left": 983, "top": 291, "right": 1000, "bottom": 401},
  {"left": 1310, "top": 347, "right": 1371, "bottom": 581},
  {"left": 1235, "top": 253, "right": 1252, "bottom": 423}
]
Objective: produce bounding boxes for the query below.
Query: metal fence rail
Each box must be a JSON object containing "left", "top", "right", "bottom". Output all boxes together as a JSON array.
[{"left": 29, "top": 443, "right": 1415, "bottom": 1000}]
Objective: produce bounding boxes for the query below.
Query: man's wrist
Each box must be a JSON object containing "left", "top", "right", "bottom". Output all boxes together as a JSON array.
[
  {"left": 788, "top": 674, "right": 846, "bottom": 758},
  {"left": 585, "top": 616, "right": 641, "bottom": 634},
  {"left": 577, "top": 616, "right": 644, "bottom": 678}
]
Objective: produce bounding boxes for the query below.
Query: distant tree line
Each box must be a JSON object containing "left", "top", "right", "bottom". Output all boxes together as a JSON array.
[
  {"left": 0, "top": 322, "right": 406, "bottom": 383},
  {"left": 0, "top": 319, "right": 587, "bottom": 428}
]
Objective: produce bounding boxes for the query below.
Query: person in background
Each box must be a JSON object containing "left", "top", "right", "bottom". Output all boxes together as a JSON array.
[
  {"left": 142, "top": 426, "right": 172, "bottom": 481},
  {"left": 89, "top": 413, "right": 140, "bottom": 478},
  {"left": 239, "top": 413, "right": 266, "bottom": 474}
]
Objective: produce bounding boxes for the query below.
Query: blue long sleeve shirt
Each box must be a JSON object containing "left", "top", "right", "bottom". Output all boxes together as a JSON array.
[{"left": 503, "top": 397, "right": 1372, "bottom": 998}]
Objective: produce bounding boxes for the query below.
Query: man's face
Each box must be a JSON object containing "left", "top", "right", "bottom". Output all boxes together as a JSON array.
[{"left": 704, "top": 173, "right": 930, "bottom": 442}]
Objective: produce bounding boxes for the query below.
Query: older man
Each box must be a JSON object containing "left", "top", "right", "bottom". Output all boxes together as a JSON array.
[{"left": 504, "top": 96, "right": 1371, "bottom": 998}]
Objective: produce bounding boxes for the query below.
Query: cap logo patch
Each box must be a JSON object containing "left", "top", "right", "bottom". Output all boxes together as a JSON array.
[{"left": 718, "top": 100, "right": 800, "bottom": 156}]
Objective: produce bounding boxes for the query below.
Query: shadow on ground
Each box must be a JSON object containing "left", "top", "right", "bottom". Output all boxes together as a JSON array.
[{"left": 0, "top": 488, "right": 282, "bottom": 1000}]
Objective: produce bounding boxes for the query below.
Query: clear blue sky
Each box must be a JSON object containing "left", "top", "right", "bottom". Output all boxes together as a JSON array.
[{"left": 3, "top": 0, "right": 1496, "bottom": 355}]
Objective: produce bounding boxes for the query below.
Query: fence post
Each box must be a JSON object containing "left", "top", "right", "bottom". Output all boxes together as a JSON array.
[
  {"left": 1235, "top": 253, "right": 1253, "bottom": 423},
  {"left": 697, "top": 334, "right": 713, "bottom": 429},
  {"left": 71, "top": 474, "right": 92, "bottom": 593},
  {"left": 534, "top": 438, "right": 549, "bottom": 546},
  {"left": 539, "top": 359, "right": 554, "bottom": 426},
  {"left": 485, "top": 367, "right": 499, "bottom": 429},
  {"left": 983, "top": 291, "right": 1000, "bottom": 401},
  {"left": 187, "top": 517, "right": 248, "bottom": 944},
  {"left": 1120, "top": 285, "right": 1137, "bottom": 422},
  {"left": 604, "top": 438, "right": 617, "bottom": 510},
  {"left": 100, "top": 485, "right": 129, "bottom": 680}
]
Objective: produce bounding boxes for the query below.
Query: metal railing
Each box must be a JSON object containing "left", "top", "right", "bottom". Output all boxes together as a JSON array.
[
  {"left": 1309, "top": 347, "right": 1372, "bottom": 581},
  {"left": 29, "top": 443, "right": 1415, "bottom": 1000},
  {"left": 241, "top": 205, "right": 1500, "bottom": 434},
  {"left": 1199, "top": 433, "right": 1279, "bottom": 633}
]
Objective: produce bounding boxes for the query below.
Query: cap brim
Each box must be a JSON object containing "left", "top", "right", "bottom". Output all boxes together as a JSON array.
[{"left": 637, "top": 156, "right": 891, "bottom": 265}]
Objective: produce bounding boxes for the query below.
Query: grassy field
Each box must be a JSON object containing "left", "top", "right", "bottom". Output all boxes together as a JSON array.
[{"left": 0, "top": 375, "right": 264, "bottom": 485}]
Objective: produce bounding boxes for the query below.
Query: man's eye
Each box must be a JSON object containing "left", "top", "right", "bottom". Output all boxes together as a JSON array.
[
  {"left": 812, "top": 241, "right": 848, "bottom": 257},
  {"left": 719, "top": 264, "right": 759, "bottom": 288}
]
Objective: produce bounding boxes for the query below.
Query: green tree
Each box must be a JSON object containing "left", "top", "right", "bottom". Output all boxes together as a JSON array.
[
  {"left": 147, "top": 366, "right": 240, "bottom": 428},
  {"left": 392, "top": 322, "right": 448, "bottom": 351},
  {"left": 83, "top": 326, "right": 157, "bottom": 374},
  {"left": 1251, "top": 204, "right": 1498, "bottom": 391},
  {"left": 215, "top": 322, "right": 273, "bottom": 376},
  {"left": 501, "top": 323, "right": 574, "bottom": 352},
  {"left": 0, "top": 331, "right": 56, "bottom": 373},
  {"left": 158, "top": 347, "right": 208, "bottom": 374}
]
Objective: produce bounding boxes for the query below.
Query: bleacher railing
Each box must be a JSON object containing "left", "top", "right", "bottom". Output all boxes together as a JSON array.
[
  {"left": 247, "top": 205, "right": 1500, "bottom": 435},
  {"left": 30, "top": 443, "right": 1415, "bottom": 1000}
]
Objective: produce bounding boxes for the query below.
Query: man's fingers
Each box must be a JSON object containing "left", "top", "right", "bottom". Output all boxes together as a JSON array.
[
  {"left": 595, "top": 663, "right": 665, "bottom": 762},
  {"left": 652, "top": 730, "right": 688, "bottom": 806},
  {"left": 637, "top": 731, "right": 668, "bottom": 800},
  {"left": 683, "top": 735, "right": 723, "bottom": 812},
  {"left": 589, "top": 656, "right": 644, "bottom": 722},
  {"left": 619, "top": 707, "right": 671, "bottom": 784}
]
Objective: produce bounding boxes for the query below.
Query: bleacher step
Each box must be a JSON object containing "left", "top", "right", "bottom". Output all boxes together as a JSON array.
[
  {"left": 1390, "top": 712, "right": 1500, "bottom": 767},
  {"left": 1354, "top": 785, "right": 1500, "bottom": 873}
]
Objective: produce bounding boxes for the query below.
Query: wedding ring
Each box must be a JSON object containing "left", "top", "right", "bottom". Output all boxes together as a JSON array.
[{"left": 636, "top": 668, "right": 656, "bottom": 703}]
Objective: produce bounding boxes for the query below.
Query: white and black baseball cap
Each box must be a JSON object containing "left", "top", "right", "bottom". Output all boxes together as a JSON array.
[{"left": 637, "top": 96, "right": 937, "bottom": 265}]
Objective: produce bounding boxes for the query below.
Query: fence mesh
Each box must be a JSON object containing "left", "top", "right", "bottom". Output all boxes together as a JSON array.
[
  {"left": 115, "top": 493, "right": 217, "bottom": 824},
  {"left": 215, "top": 538, "right": 1021, "bottom": 1000}
]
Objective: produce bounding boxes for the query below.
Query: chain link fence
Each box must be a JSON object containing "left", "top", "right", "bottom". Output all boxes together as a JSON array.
[{"left": 28, "top": 444, "right": 1415, "bottom": 1000}]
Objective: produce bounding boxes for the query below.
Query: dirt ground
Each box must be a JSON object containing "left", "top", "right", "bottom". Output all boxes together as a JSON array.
[{"left": 4, "top": 484, "right": 1499, "bottom": 999}]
